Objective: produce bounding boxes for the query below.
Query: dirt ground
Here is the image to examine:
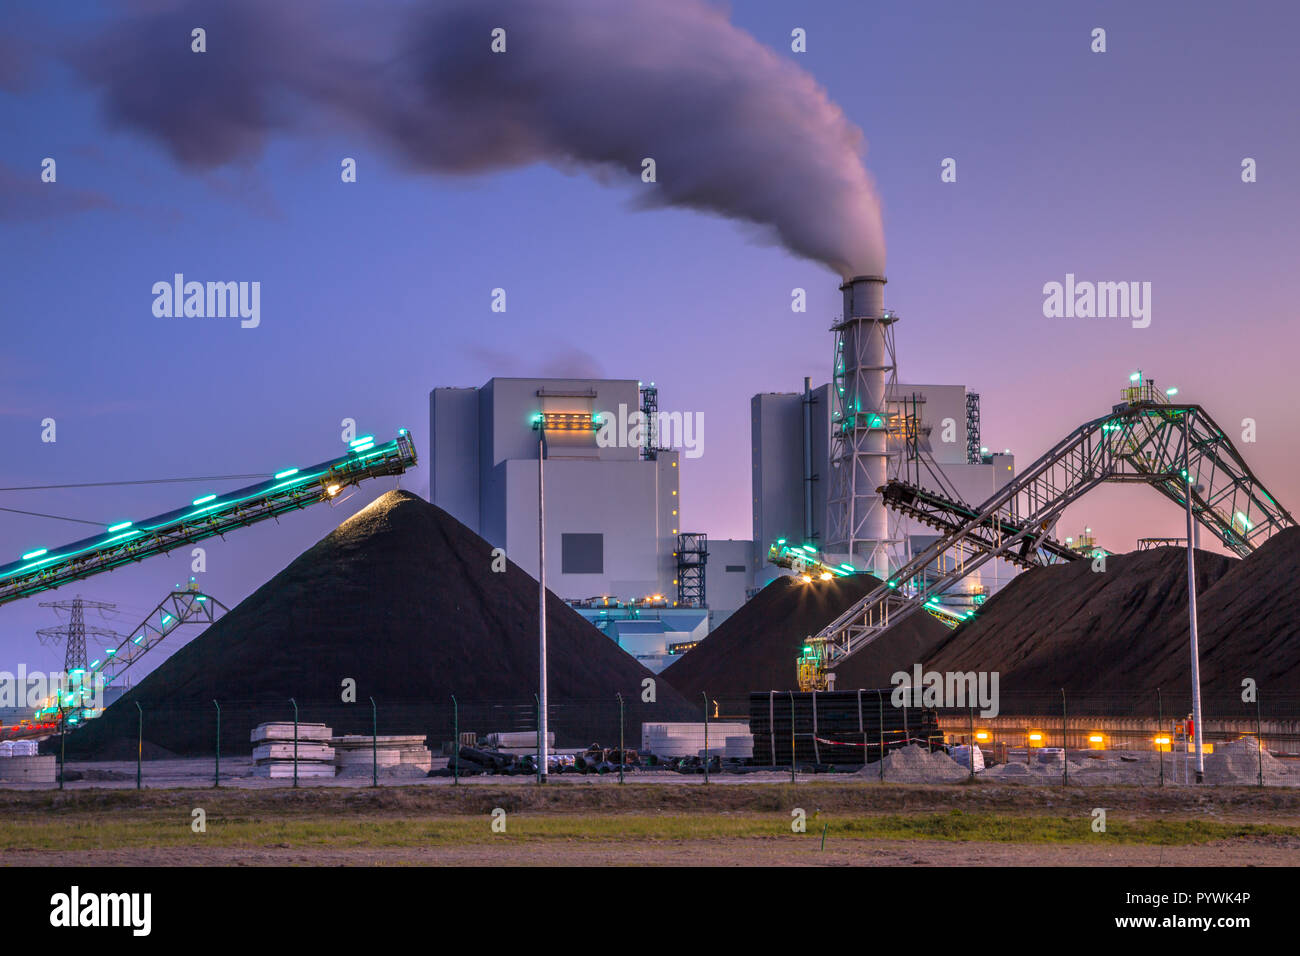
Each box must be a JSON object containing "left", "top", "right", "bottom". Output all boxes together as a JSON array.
[
  {"left": 5, "top": 836, "right": 1298, "bottom": 867},
  {"left": 10, "top": 777, "right": 1300, "bottom": 813}
]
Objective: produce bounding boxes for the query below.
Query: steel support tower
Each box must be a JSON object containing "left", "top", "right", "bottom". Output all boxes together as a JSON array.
[
  {"left": 36, "top": 597, "right": 118, "bottom": 674},
  {"left": 966, "top": 392, "right": 982, "bottom": 464},
  {"left": 675, "top": 532, "right": 707, "bottom": 608},
  {"left": 639, "top": 383, "right": 659, "bottom": 461},
  {"left": 825, "top": 275, "right": 903, "bottom": 577},
  {"left": 34, "top": 582, "right": 230, "bottom": 724}
]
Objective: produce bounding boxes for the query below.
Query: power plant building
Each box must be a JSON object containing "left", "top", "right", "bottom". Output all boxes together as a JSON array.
[
  {"left": 429, "top": 378, "right": 681, "bottom": 602},
  {"left": 429, "top": 287, "right": 1023, "bottom": 667},
  {"left": 429, "top": 377, "right": 758, "bottom": 671}
]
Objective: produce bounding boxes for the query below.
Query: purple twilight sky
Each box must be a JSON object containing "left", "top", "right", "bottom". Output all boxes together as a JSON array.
[{"left": 1, "top": 0, "right": 1297, "bottom": 677}]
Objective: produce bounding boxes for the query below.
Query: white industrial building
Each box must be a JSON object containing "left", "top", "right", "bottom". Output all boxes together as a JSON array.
[
  {"left": 428, "top": 378, "right": 753, "bottom": 670},
  {"left": 430, "top": 378, "right": 679, "bottom": 597}
]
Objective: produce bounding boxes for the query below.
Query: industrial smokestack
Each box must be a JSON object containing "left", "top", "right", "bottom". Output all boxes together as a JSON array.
[
  {"left": 68, "top": 0, "right": 886, "bottom": 278},
  {"left": 826, "top": 275, "right": 897, "bottom": 578},
  {"left": 841, "top": 275, "right": 887, "bottom": 323}
]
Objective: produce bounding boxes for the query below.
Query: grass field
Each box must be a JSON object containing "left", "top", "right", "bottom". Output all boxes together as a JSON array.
[{"left": 4, "top": 782, "right": 1299, "bottom": 866}]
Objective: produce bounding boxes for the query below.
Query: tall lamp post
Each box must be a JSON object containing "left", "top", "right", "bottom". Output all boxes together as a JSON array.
[
  {"left": 1183, "top": 409, "right": 1205, "bottom": 784},
  {"left": 537, "top": 433, "right": 549, "bottom": 782}
]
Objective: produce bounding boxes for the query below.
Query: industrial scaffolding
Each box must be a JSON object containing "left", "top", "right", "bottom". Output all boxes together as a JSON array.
[{"left": 675, "top": 532, "right": 707, "bottom": 608}]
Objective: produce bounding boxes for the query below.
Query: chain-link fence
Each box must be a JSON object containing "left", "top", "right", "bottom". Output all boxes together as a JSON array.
[{"left": 7, "top": 688, "right": 1297, "bottom": 789}]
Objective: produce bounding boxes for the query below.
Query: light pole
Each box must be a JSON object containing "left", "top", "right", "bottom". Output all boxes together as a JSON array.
[
  {"left": 538, "top": 435, "right": 549, "bottom": 782},
  {"left": 1183, "top": 412, "right": 1205, "bottom": 784}
]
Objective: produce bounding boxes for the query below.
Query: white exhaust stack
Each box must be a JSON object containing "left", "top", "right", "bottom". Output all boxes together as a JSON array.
[{"left": 826, "top": 274, "right": 899, "bottom": 578}]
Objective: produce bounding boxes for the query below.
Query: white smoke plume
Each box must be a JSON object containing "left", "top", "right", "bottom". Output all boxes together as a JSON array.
[{"left": 75, "top": 0, "right": 885, "bottom": 276}]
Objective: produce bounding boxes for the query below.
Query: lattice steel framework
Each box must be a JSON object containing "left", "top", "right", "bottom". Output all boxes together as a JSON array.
[
  {"left": 35, "top": 584, "right": 230, "bottom": 722},
  {"left": 895, "top": 391, "right": 967, "bottom": 508},
  {"left": 966, "top": 392, "right": 982, "bottom": 464},
  {"left": 881, "top": 480, "right": 1084, "bottom": 569},
  {"left": 675, "top": 532, "right": 707, "bottom": 608},
  {"left": 36, "top": 597, "right": 118, "bottom": 674},
  {"left": 0, "top": 432, "right": 417, "bottom": 607},
  {"left": 825, "top": 276, "right": 905, "bottom": 577},
  {"left": 810, "top": 386, "right": 1294, "bottom": 677},
  {"left": 1137, "top": 537, "right": 1189, "bottom": 551},
  {"left": 639, "top": 384, "right": 659, "bottom": 460}
]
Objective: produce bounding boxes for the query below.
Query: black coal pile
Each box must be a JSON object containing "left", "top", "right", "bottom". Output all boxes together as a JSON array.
[
  {"left": 925, "top": 534, "right": 1300, "bottom": 712},
  {"left": 661, "top": 574, "right": 950, "bottom": 698},
  {"left": 64, "top": 491, "right": 695, "bottom": 756},
  {"left": 1147, "top": 527, "right": 1300, "bottom": 699}
]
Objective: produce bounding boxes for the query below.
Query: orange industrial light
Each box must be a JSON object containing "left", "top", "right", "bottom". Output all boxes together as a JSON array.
[
  {"left": 974, "top": 731, "right": 990, "bottom": 742},
  {"left": 1027, "top": 731, "right": 1044, "bottom": 746}
]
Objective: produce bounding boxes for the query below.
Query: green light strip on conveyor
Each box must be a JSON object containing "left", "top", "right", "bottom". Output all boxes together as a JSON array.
[{"left": 5, "top": 439, "right": 403, "bottom": 579}]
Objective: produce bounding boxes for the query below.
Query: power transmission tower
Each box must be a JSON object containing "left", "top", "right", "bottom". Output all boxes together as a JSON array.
[{"left": 37, "top": 596, "right": 119, "bottom": 674}]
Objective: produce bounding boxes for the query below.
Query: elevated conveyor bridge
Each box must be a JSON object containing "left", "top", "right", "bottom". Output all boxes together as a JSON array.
[
  {"left": 799, "top": 381, "right": 1293, "bottom": 689},
  {"left": 0, "top": 431, "right": 416, "bottom": 608}
]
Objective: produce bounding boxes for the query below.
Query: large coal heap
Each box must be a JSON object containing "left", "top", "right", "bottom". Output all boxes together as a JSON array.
[
  {"left": 926, "top": 534, "right": 1300, "bottom": 710},
  {"left": 661, "top": 574, "right": 949, "bottom": 698},
  {"left": 65, "top": 491, "right": 695, "bottom": 756},
  {"left": 1150, "top": 527, "right": 1300, "bottom": 697}
]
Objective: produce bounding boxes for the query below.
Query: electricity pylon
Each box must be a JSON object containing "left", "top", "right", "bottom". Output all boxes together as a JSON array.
[{"left": 37, "top": 596, "right": 119, "bottom": 674}]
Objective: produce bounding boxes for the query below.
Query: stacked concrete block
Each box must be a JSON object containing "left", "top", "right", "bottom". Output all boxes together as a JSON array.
[
  {"left": 251, "top": 722, "right": 335, "bottom": 778},
  {"left": 331, "top": 735, "right": 432, "bottom": 777},
  {"left": 0, "top": 740, "right": 56, "bottom": 783},
  {"left": 484, "top": 731, "right": 555, "bottom": 756},
  {"left": 641, "top": 722, "right": 751, "bottom": 759}
]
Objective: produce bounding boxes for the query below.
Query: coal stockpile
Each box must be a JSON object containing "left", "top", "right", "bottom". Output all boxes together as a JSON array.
[
  {"left": 925, "top": 534, "right": 1300, "bottom": 712},
  {"left": 749, "top": 690, "right": 941, "bottom": 767},
  {"left": 1147, "top": 527, "right": 1300, "bottom": 700},
  {"left": 662, "top": 574, "right": 949, "bottom": 697},
  {"left": 62, "top": 491, "right": 696, "bottom": 756}
]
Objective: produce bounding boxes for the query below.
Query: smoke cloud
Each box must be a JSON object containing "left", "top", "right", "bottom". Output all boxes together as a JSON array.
[{"left": 74, "top": 0, "right": 885, "bottom": 276}]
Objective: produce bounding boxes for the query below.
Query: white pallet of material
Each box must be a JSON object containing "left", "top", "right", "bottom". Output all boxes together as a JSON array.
[
  {"left": 642, "top": 722, "right": 750, "bottom": 757},
  {"left": 252, "top": 761, "right": 337, "bottom": 778},
  {"left": 329, "top": 736, "right": 430, "bottom": 767},
  {"left": 251, "top": 722, "right": 333, "bottom": 744},
  {"left": 330, "top": 735, "right": 428, "bottom": 750},
  {"left": 335, "top": 748, "right": 401, "bottom": 768},
  {"left": 486, "top": 731, "right": 555, "bottom": 749},
  {"left": 724, "top": 735, "right": 755, "bottom": 758},
  {"left": 253, "top": 742, "right": 335, "bottom": 762}
]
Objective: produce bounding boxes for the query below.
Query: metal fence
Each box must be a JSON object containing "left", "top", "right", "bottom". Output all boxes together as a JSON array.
[{"left": 10, "top": 688, "right": 1300, "bottom": 789}]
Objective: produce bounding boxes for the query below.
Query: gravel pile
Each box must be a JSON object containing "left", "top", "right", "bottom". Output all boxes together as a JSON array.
[
  {"left": 1202, "top": 736, "right": 1293, "bottom": 785},
  {"left": 981, "top": 742, "right": 1297, "bottom": 786},
  {"left": 857, "top": 743, "right": 970, "bottom": 782}
]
